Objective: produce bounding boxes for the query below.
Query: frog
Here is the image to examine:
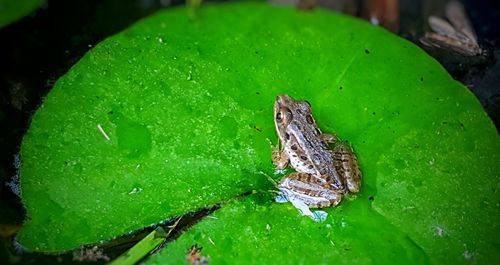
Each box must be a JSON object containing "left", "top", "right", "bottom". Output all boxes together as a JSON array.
[{"left": 272, "top": 94, "right": 361, "bottom": 208}]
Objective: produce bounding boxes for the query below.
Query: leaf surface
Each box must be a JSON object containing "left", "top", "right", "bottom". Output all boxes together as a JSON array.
[{"left": 18, "top": 3, "right": 500, "bottom": 264}]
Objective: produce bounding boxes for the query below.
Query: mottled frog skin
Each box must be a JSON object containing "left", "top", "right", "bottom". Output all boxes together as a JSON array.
[{"left": 273, "top": 94, "right": 361, "bottom": 208}]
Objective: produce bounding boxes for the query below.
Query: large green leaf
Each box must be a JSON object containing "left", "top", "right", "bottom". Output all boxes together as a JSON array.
[
  {"left": 0, "top": 0, "right": 42, "bottom": 28},
  {"left": 146, "top": 195, "right": 430, "bottom": 265},
  {"left": 18, "top": 2, "right": 499, "bottom": 264}
]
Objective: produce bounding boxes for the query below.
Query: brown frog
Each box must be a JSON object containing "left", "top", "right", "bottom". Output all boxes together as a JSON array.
[{"left": 273, "top": 94, "right": 361, "bottom": 208}]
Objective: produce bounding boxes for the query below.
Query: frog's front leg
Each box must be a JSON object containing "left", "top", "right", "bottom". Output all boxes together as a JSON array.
[
  {"left": 320, "top": 133, "right": 337, "bottom": 145},
  {"left": 333, "top": 142, "right": 362, "bottom": 193},
  {"left": 271, "top": 139, "right": 289, "bottom": 170},
  {"left": 278, "top": 172, "right": 342, "bottom": 208}
]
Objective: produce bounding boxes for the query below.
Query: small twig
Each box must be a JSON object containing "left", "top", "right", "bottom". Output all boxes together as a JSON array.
[
  {"left": 97, "top": 124, "right": 110, "bottom": 141},
  {"left": 259, "top": 171, "right": 278, "bottom": 187},
  {"left": 165, "top": 217, "right": 182, "bottom": 233},
  {"left": 205, "top": 216, "right": 219, "bottom": 220}
]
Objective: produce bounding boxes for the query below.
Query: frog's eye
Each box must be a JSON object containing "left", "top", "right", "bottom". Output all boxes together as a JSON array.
[
  {"left": 277, "top": 107, "right": 293, "bottom": 122},
  {"left": 276, "top": 112, "right": 283, "bottom": 121}
]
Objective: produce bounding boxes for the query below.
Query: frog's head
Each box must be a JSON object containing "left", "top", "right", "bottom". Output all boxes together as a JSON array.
[
  {"left": 274, "top": 94, "right": 295, "bottom": 127},
  {"left": 275, "top": 94, "right": 312, "bottom": 118}
]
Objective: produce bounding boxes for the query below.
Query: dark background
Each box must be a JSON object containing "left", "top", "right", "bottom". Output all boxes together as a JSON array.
[{"left": 0, "top": 0, "right": 498, "bottom": 263}]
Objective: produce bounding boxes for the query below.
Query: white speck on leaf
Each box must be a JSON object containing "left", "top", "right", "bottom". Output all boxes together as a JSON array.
[
  {"left": 312, "top": 211, "right": 328, "bottom": 222},
  {"left": 434, "top": 226, "right": 445, "bottom": 237},
  {"left": 463, "top": 250, "right": 475, "bottom": 260},
  {"left": 275, "top": 192, "right": 288, "bottom": 203},
  {"left": 128, "top": 187, "right": 142, "bottom": 194},
  {"left": 274, "top": 168, "right": 286, "bottom": 175}
]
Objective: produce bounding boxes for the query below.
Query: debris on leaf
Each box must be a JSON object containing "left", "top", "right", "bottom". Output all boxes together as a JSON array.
[
  {"left": 186, "top": 244, "right": 209, "bottom": 265},
  {"left": 72, "top": 246, "right": 110, "bottom": 262}
]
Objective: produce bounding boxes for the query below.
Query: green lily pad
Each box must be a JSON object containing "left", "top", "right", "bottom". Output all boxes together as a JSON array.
[
  {"left": 146, "top": 195, "right": 430, "bottom": 265},
  {"left": 0, "top": 0, "right": 42, "bottom": 28},
  {"left": 17, "top": 2, "right": 499, "bottom": 264}
]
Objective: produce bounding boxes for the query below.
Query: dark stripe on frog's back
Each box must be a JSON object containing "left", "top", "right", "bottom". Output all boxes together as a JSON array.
[
  {"left": 287, "top": 122, "right": 345, "bottom": 190},
  {"left": 298, "top": 127, "right": 343, "bottom": 187},
  {"left": 286, "top": 123, "right": 320, "bottom": 167}
]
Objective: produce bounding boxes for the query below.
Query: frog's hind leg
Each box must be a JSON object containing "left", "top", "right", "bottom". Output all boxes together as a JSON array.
[
  {"left": 333, "top": 142, "right": 362, "bottom": 193},
  {"left": 278, "top": 173, "right": 342, "bottom": 208}
]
